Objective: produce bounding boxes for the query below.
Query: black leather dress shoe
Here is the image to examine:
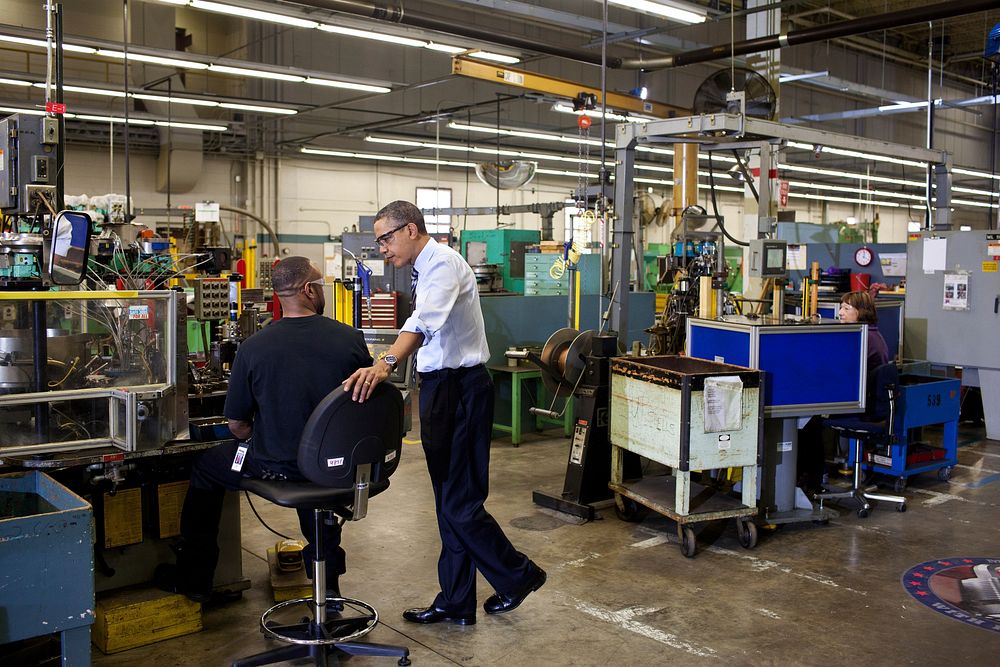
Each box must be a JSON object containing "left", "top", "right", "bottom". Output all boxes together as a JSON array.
[
  {"left": 484, "top": 563, "right": 546, "bottom": 615},
  {"left": 402, "top": 606, "right": 476, "bottom": 625}
]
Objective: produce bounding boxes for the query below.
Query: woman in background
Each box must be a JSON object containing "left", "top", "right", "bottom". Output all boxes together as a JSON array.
[{"left": 798, "top": 290, "right": 891, "bottom": 494}]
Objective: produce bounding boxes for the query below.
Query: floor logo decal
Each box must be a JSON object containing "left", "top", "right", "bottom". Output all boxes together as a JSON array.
[{"left": 902, "top": 557, "right": 1000, "bottom": 634}]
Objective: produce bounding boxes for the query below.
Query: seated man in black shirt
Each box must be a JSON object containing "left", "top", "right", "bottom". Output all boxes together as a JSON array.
[{"left": 157, "top": 256, "right": 372, "bottom": 602}]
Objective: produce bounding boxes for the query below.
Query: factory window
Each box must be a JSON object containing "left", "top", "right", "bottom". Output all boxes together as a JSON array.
[
  {"left": 415, "top": 187, "right": 451, "bottom": 235},
  {"left": 563, "top": 203, "right": 595, "bottom": 252}
]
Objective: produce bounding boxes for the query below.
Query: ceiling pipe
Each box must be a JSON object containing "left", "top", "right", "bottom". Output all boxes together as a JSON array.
[
  {"left": 619, "top": 0, "right": 999, "bottom": 70},
  {"left": 289, "top": 0, "right": 611, "bottom": 66},
  {"left": 291, "top": 0, "right": 995, "bottom": 72}
]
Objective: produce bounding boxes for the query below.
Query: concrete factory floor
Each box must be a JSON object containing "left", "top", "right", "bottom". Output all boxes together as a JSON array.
[{"left": 94, "top": 415, "right": 1000, "bottom": 666}]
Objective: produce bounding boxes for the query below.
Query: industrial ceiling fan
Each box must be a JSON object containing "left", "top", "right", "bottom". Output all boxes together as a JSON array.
[{"left": 692, "top": 67, "right": 778, "bottom": 120}]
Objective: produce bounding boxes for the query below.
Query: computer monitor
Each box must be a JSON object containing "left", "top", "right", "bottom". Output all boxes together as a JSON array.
[{"left": 747, "top": 239, "right": 788, "bottom": 279}]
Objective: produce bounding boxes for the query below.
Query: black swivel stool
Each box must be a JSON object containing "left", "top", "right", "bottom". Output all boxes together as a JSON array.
[
  {"left": 816, "top": 363, "right": 906, "bottom": 517},
  {"left": 232, "top": 383, "right": 410, "bottom": 667}
]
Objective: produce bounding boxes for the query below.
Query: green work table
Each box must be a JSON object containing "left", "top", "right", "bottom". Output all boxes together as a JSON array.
[{"left": 488, "top": 365, "right": 573, "bottom": 446}]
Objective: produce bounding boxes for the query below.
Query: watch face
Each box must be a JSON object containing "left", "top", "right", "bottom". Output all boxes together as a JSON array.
[{"left": 855, "top": 247, "right": 873, "bottom": 267}]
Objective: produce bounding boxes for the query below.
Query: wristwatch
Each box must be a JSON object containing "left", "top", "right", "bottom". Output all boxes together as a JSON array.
[{"left": 378, "top": 352, "right": 398, "bottom": 371}]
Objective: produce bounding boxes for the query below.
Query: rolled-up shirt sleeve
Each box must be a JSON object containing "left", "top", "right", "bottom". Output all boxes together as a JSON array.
[{"left": 400, "top": 258, "right": 459, "bottom": 345}]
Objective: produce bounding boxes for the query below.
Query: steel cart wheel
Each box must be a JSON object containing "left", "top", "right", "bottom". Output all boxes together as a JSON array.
[
  {"left": 937, "top": 466, "right": 953, "bottom": 482},
  {"left": 892, "top": 477, "right": 907, "bottom": 493},
  {"left": 614, "top": 494, "right": 645, "bottom": 523},
  {"left": 736, "top": 518, "right": 758, "bottom": 549},
  {"left": 678, "top": 525, "right": 697, "bottom": 558},
  {"left": 897, "top": 503, "right": 907, "bottom": 513},
  {"left": 857, "top": 507, "right": 870, "bottom": 518}
]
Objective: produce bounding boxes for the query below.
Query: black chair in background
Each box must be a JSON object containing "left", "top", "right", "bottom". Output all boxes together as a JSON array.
[
  {"left": 232, "top": 384, "right": 410, "bottom": 667},
  {"left": 815, "top": 363, "right": 907, "bottom": 517}
]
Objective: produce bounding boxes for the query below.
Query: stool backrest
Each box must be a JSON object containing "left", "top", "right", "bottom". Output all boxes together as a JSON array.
[
  {"left": 866, "top": 363, "right": 898, "bottom": 422},
  {"left": 297, "top": 383, "right": 404, "bottom": 488}
]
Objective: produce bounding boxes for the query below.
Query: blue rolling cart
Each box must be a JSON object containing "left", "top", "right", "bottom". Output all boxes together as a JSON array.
[{"left": 847, "top": 374, "right": 960, "bottom": 491}]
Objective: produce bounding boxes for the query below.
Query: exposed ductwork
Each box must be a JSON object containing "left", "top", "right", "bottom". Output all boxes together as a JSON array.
[
  {"left": 291, "top": 0, "right": 1000, "bottom": 72},
  {"left": 289, "top": 0, "right": 608, "bottom": 66},
  {"left": 620, "top": 0, "right": 1000, "bottom": 70}
]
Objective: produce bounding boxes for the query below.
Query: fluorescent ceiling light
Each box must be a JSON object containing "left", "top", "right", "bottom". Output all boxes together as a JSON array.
[
  {"left": 21, "top": 80, "right": 295, "bottom": 113},
  {"left": 154, "top": 120, "right": 228, "bottom": 131},
  {"left": 786, "top": 141, "right": 927, "bottom": 168},
  {"left": 318, "top": 25, "right": 427, "bottom": 48},
  {"left": 365, "top": 134, "right": 605, "bottom": 166},
  {"left": 877, "top": 100, "right": 929, "bottom": 112},
  {"left": 190, "top": 1, "right": 319, "bottom": 29},
  {"left": 0, "top": 77, "right": 32, "bottom": 87},
  {"left": 467, "top": 51, "right": 520, "bottom": 64},
  {"left": 208, "top": 64, "right": 305, "bottom": 82},
  {"left": 300, "top": 146, "right": 473, "bottom": 168},
  {"left": 39, "top": 83, "right": 125, "bottom": 97},
  {"left": 448, "top": 121, "right": 607, "bottom": 147},
  {"left": 132, "top": 92, "right": 220, "bottom": 107},
  {"left": 606, "top": 0, "right": 706, "bottom": 24},
  {"left": 0, "top": 102, "right": 228, "bottom": 131},
  {"left": 220, "top": 102, "right": 297, "bottom": 114},
  {"left": 0, "top": 34, "right": 96, "bottom": 54},
  {"left": 425, "top": 43, "right": 465, "bottom": 54},
  {"left": 0, "top": 105, "right": 45, "bottom": 115},
  {"left": 788, "top": 192, "right": 900, "bottom": 208},
  {"left": 953, "top": 199, "right": 999, "bottom": 209},
  {"left": 954, "top": 167, "right": 1000, "bottom": 181},
  {"left": 786, "top": 180, "right": 924, "bottom": 202},
  {"left": 551, "top": 103, "right": 651, "bottom": 123},
  {"left": 304, "top": 77, "right": 391, "bottom": 93},
  {"left": 96, "top": 49, "right": 209, "bottom": 70},
  {"left": 75, "top": 114, "right": 154, "bottom": 125},
  {"left": 779, "top": 71, "right": 829, "bottom": 83}
]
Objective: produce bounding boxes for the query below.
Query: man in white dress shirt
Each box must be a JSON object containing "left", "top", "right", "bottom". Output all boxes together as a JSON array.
[{"left": 344, "top": 200, "right": 545, "bottom": 625}]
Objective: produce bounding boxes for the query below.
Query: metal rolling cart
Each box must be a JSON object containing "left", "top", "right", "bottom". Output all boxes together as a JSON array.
[{"left": 608, "top": 356, "right": 763, "bottom": 558}]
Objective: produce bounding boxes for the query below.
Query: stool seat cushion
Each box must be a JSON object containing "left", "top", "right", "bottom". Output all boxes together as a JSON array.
[
  {"left": 241, "top": 478, "right": 390, "bottom": 511},
  {"left": 824, "top": 415, "right": 886, "bottom": 437}
]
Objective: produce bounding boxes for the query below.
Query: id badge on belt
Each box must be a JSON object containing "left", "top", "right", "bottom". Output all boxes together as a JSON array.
[{"left": 232, "top": 437, "right": 251, "bottom": 472}]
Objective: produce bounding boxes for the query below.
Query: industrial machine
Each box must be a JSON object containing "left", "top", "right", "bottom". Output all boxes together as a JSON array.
[
  {"left": 0, "top": 290, "right": 188, "bottom": 457},
  {"left": 460, "top": 229, "right": 540, "bottom": 294},
  {"left": 360, "top": 328, "right": 414, "bottom": 432},
  {"left": 507, "top": 327, "right": 639, "bottom": 520},
  {"left": 904, "top": 230, "right": 1000, "bottom": 441}
]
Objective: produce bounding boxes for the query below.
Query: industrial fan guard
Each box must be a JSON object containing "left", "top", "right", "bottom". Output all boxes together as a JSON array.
[{"left": 692, "top": 67, "right": 778, "bottom": 120}]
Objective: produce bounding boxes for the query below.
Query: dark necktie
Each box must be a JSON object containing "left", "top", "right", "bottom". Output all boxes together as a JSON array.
[{"left": 410, "top": 267, "right": 419, "bottom": 308}]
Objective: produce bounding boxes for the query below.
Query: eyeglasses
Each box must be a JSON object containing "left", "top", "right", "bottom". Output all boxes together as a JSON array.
[
  {"left": 374, "top": 222, "right": 410, "bottom": 249},
  {"left": 304, "top": 278, "right": 325, "bottom": 290}
]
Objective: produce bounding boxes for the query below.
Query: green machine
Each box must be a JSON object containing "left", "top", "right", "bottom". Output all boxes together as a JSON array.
[{"left": 460, "top": 229, "right": 540, "bottom": 294}]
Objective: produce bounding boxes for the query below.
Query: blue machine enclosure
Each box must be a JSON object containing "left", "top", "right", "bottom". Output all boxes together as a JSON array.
[
  {"left": 686, "top": 317, "right": 868, "bottom": 418},
  {"left": 0, "top": 471, "right": 95, "bottom": 662}
]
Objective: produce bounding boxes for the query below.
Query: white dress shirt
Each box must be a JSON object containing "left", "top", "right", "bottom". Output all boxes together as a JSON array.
[{"left": 401, "top": 238, "right": 490, "bottom": 373}]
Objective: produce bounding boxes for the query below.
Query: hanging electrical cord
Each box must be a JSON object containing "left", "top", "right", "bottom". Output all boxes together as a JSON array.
[
  {"left": 708, "top": 154, "right": 749, "bottom": 247},
  {"left": 243, "top": 491, "right": 293, "bottom": 540},
  {"left": 731, "top": 150, "right": 759, "bottom": 202}
]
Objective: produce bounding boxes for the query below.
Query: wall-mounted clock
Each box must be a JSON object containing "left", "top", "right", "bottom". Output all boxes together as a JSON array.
[{"left": 855, "top": 246, "right": 874, "bottom": 267}]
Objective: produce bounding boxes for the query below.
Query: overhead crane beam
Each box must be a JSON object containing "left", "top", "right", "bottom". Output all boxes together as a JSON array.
[{"left": 451, "top": 57, "right": 686, "bottom": 119}]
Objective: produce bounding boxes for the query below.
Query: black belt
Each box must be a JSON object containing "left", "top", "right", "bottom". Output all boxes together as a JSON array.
[{"left": 419, "top": 364, "right": 485, "bottom": 381}]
